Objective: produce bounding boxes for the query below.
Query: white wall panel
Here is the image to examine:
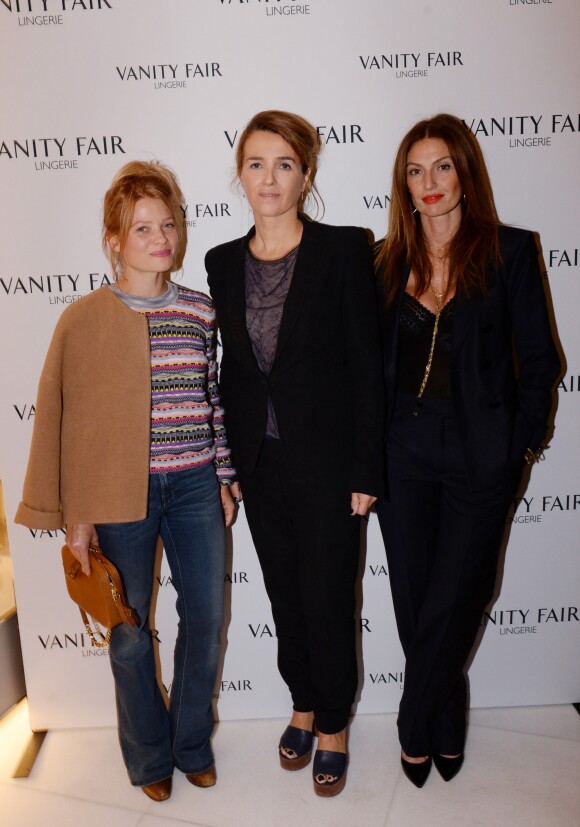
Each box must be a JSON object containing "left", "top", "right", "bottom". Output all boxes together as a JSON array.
[{"left": 0, "top": 0, "right": 577, "bottom": 729}]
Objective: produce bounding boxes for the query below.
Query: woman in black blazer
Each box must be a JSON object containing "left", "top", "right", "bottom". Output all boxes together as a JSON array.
[
  {"left": 206, "top": 110, "right": 384, "bottom": 797},
  {"left": 375, "top": 114, "right": 560, "bottom": 787}
]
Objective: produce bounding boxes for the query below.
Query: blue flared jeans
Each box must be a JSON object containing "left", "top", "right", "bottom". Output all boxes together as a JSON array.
[{"left": 96, "top": 463, "right": 225, "bottom": 786}]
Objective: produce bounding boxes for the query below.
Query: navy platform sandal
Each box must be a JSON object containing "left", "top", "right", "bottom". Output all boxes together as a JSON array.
[
  {"left": 312, "top": 749, "right": 348, "bottom": 797},
  {"left": 278, "top": 725, "right": 315, "bottom": 771}
]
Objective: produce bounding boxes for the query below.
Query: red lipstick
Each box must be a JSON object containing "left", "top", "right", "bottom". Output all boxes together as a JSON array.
[{"left": 422, "top": 194, "right": 444, "bottom": 204}]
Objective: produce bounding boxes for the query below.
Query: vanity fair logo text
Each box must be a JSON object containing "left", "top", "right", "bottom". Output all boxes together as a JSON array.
[
  {"left": 0, "top": 272, "right": 112, "bottom": 303},
  {"left": 481, "top": 606, "right": 578, "bottom": 637},
  {"left": 182, "top": 202, "right": 232, "bottom": 229},
  {"left": 507, "top": 494, "right": 580, "bottom": 524},
  {"left": 368, "top": 671, "right": 405, "bottom": 690},
  {"left": 27, "top": 528, "right": 65, "bottom": 538},
  {"left": 213, "top": 679, "right": 253, "bottom": 700},
  {"left": 13, "top": 403, "right": 36, "bottom": 421},
  {"left": 155, "top": 569, "right": 248, "bottom": 588},
  {"left": 548, "top": 248, "right": 578, "bottom": 270},
  {"left": 558, "top": 374, "right": 580, "bottom": 393},
  {"left": 508, "top": 0, "right": 552, "bottom": 5},
  {"left": 0, "top": 136, "right": 125, "bottom": 171},
  {"left": 363, "top": 195, "right": 390, "bottom": 212},
  {"left": 224, "top": 571, "right": 249, "bottom": 584},
  {"left": 1, "top": 0, "right": 112, "bottom": 28},
  {"left": 37, "top": 630, "right": 110, "bottom": 656},
  {"left": 116, "top": 62, "right": 223, "bottom": 90},
  {"left": 157, "top": 571, "right": 249, "bottom": 586},
  {"left": 463, "top": 114, "right": 579, "bottom": 149},
  {"left": 218, "top": 0, "right": 312, "bottom": 17},
  {"left": 224, "top": 124, "right": 365, "bottom": 148},
  {"left": 359, "top": 51, "right": 464, "bottom": 79},
  {"left": 248, "top": 622, "right": 275, "bottom": 638}
]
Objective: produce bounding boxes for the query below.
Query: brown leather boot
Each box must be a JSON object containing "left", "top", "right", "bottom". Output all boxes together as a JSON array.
[
  {"left": 186, "top": 766, "right": 217, "bottom": 788},
  {"left": 141, "top": 776, "right": 172, "bottom": 801}
]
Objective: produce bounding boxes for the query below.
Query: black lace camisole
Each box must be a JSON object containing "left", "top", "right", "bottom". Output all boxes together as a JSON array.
[{"left": 397, "top": 291, "right": 455, "bottom": 399}]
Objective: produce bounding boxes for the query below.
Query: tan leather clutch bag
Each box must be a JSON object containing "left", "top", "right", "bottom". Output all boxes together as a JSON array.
[{"left": 62, "top": 543, "right": 138, "bottom": 647}]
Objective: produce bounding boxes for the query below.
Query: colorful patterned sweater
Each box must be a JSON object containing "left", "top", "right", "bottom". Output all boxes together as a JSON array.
[{"left": 111, "top": 281, "right": 235, "bottom": 482}]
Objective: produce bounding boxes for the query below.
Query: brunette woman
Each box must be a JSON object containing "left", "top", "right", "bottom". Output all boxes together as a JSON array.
[
  {"left": 206, "top": 110, "right": 384, "bottom": 797},
  {"left": 375, "top": 114, "right": 559, "bottom": 786},
  {"left": 16, "top": 161, "right": 240, "bottom": 801}
]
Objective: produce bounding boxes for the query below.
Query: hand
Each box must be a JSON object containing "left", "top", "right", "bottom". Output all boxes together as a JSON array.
[
  {"left": 350, "top": 492, "right": 377, "bottom": 518},
  {"left": 65, "top": 523, "right": 98, "bottom": 576},
  {"left": 220, "top": 486, "right": 237, "bottom": 528},
  {"left": 230, "top": 481, "right": 243, "bottom": 504}
]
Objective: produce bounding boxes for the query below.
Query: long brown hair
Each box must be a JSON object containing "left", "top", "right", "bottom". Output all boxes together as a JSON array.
[
  {"left": 102, "top": 160, "right": 187, "bottom": 279},
  {"left": 376, "top": 114, "right": 500, "bottom": 305},
  {"left": 235, "top": 110, "right": 323, "bottom": 218}
]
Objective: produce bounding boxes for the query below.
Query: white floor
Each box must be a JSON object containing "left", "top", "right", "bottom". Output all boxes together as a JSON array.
[{"left": 0, "top": 701, "right": 579, "bottom": 827}]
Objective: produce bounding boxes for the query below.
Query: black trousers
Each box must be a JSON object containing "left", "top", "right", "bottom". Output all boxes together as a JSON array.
[
  {"left": 377, "top": 394, "right": 519, "bottom": 756},
  {"left": 240, "top": 439, "right": 361, "bottom": 733}
]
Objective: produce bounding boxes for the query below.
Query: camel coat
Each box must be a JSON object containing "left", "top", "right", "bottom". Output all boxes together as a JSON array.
[{"left": 15, "top": 286, "right": 152, "bottom": 529}]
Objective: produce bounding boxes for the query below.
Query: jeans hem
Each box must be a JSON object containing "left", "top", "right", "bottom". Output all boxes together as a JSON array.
[
  {"left": 131, "top": 770, "right": 174, "bottom": 787},
  {"left": 175, "top": 760, "right": 215, "bottom": 776}
]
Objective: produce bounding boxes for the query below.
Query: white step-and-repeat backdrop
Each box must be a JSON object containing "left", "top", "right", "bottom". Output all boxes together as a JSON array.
[{"left": 0, "top": 0, "right": 578, "bottom": 730}]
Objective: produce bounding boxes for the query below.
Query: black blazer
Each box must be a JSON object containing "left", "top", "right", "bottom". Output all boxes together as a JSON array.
[
  {"left": 379, "top": 225, "right": 560, "bottom": 489},
  {"left": 206, "top": 218, "right": 385, "bottom": 497}
]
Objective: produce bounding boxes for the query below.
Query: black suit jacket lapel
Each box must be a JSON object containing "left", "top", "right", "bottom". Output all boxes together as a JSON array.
[
  {"left": 274, "top": 219, "right": 324, "bottom": 364},
  {"left": 224, "top": 229, "right": 261, "bottom": 374},
  {"left": 384, "top": 263, "right": 410, "bottom": 389},
  {"left": 452, "top": 277, "right": 488, "bottom": 358}
]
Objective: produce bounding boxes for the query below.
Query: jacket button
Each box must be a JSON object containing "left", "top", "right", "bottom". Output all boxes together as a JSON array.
[
  {"left": 489, "top": 399, "right": 501, "bottom": 409},
  {"left": 481, "top": 360, "right": 492, "bottom": 370},
  {"left": 482, "top": 323, "right": 493, "bottom": 333}
]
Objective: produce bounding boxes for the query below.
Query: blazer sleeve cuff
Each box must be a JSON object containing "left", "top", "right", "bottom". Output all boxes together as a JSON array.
[
  {"left": 14, "top": 502, "right": 64, "bottom": 531},
  {"left": 351, "top": 468, "right": 386, "bottom": 499}
]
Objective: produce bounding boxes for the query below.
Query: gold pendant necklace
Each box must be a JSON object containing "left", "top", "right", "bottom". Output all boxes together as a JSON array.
[{"left": 416, "top": 286, "right": 443, "bottom": 400}]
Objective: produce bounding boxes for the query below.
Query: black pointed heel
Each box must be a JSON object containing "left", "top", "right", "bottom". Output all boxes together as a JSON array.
[
  {"left": 433, "top": 752, "right": 464, "bottom": 782},
  {"left": 401, "top": 754, "right": 432, "bottom": 788},
  {"left": 278, "top": 725, "right": 315, "bottom": 771}
]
